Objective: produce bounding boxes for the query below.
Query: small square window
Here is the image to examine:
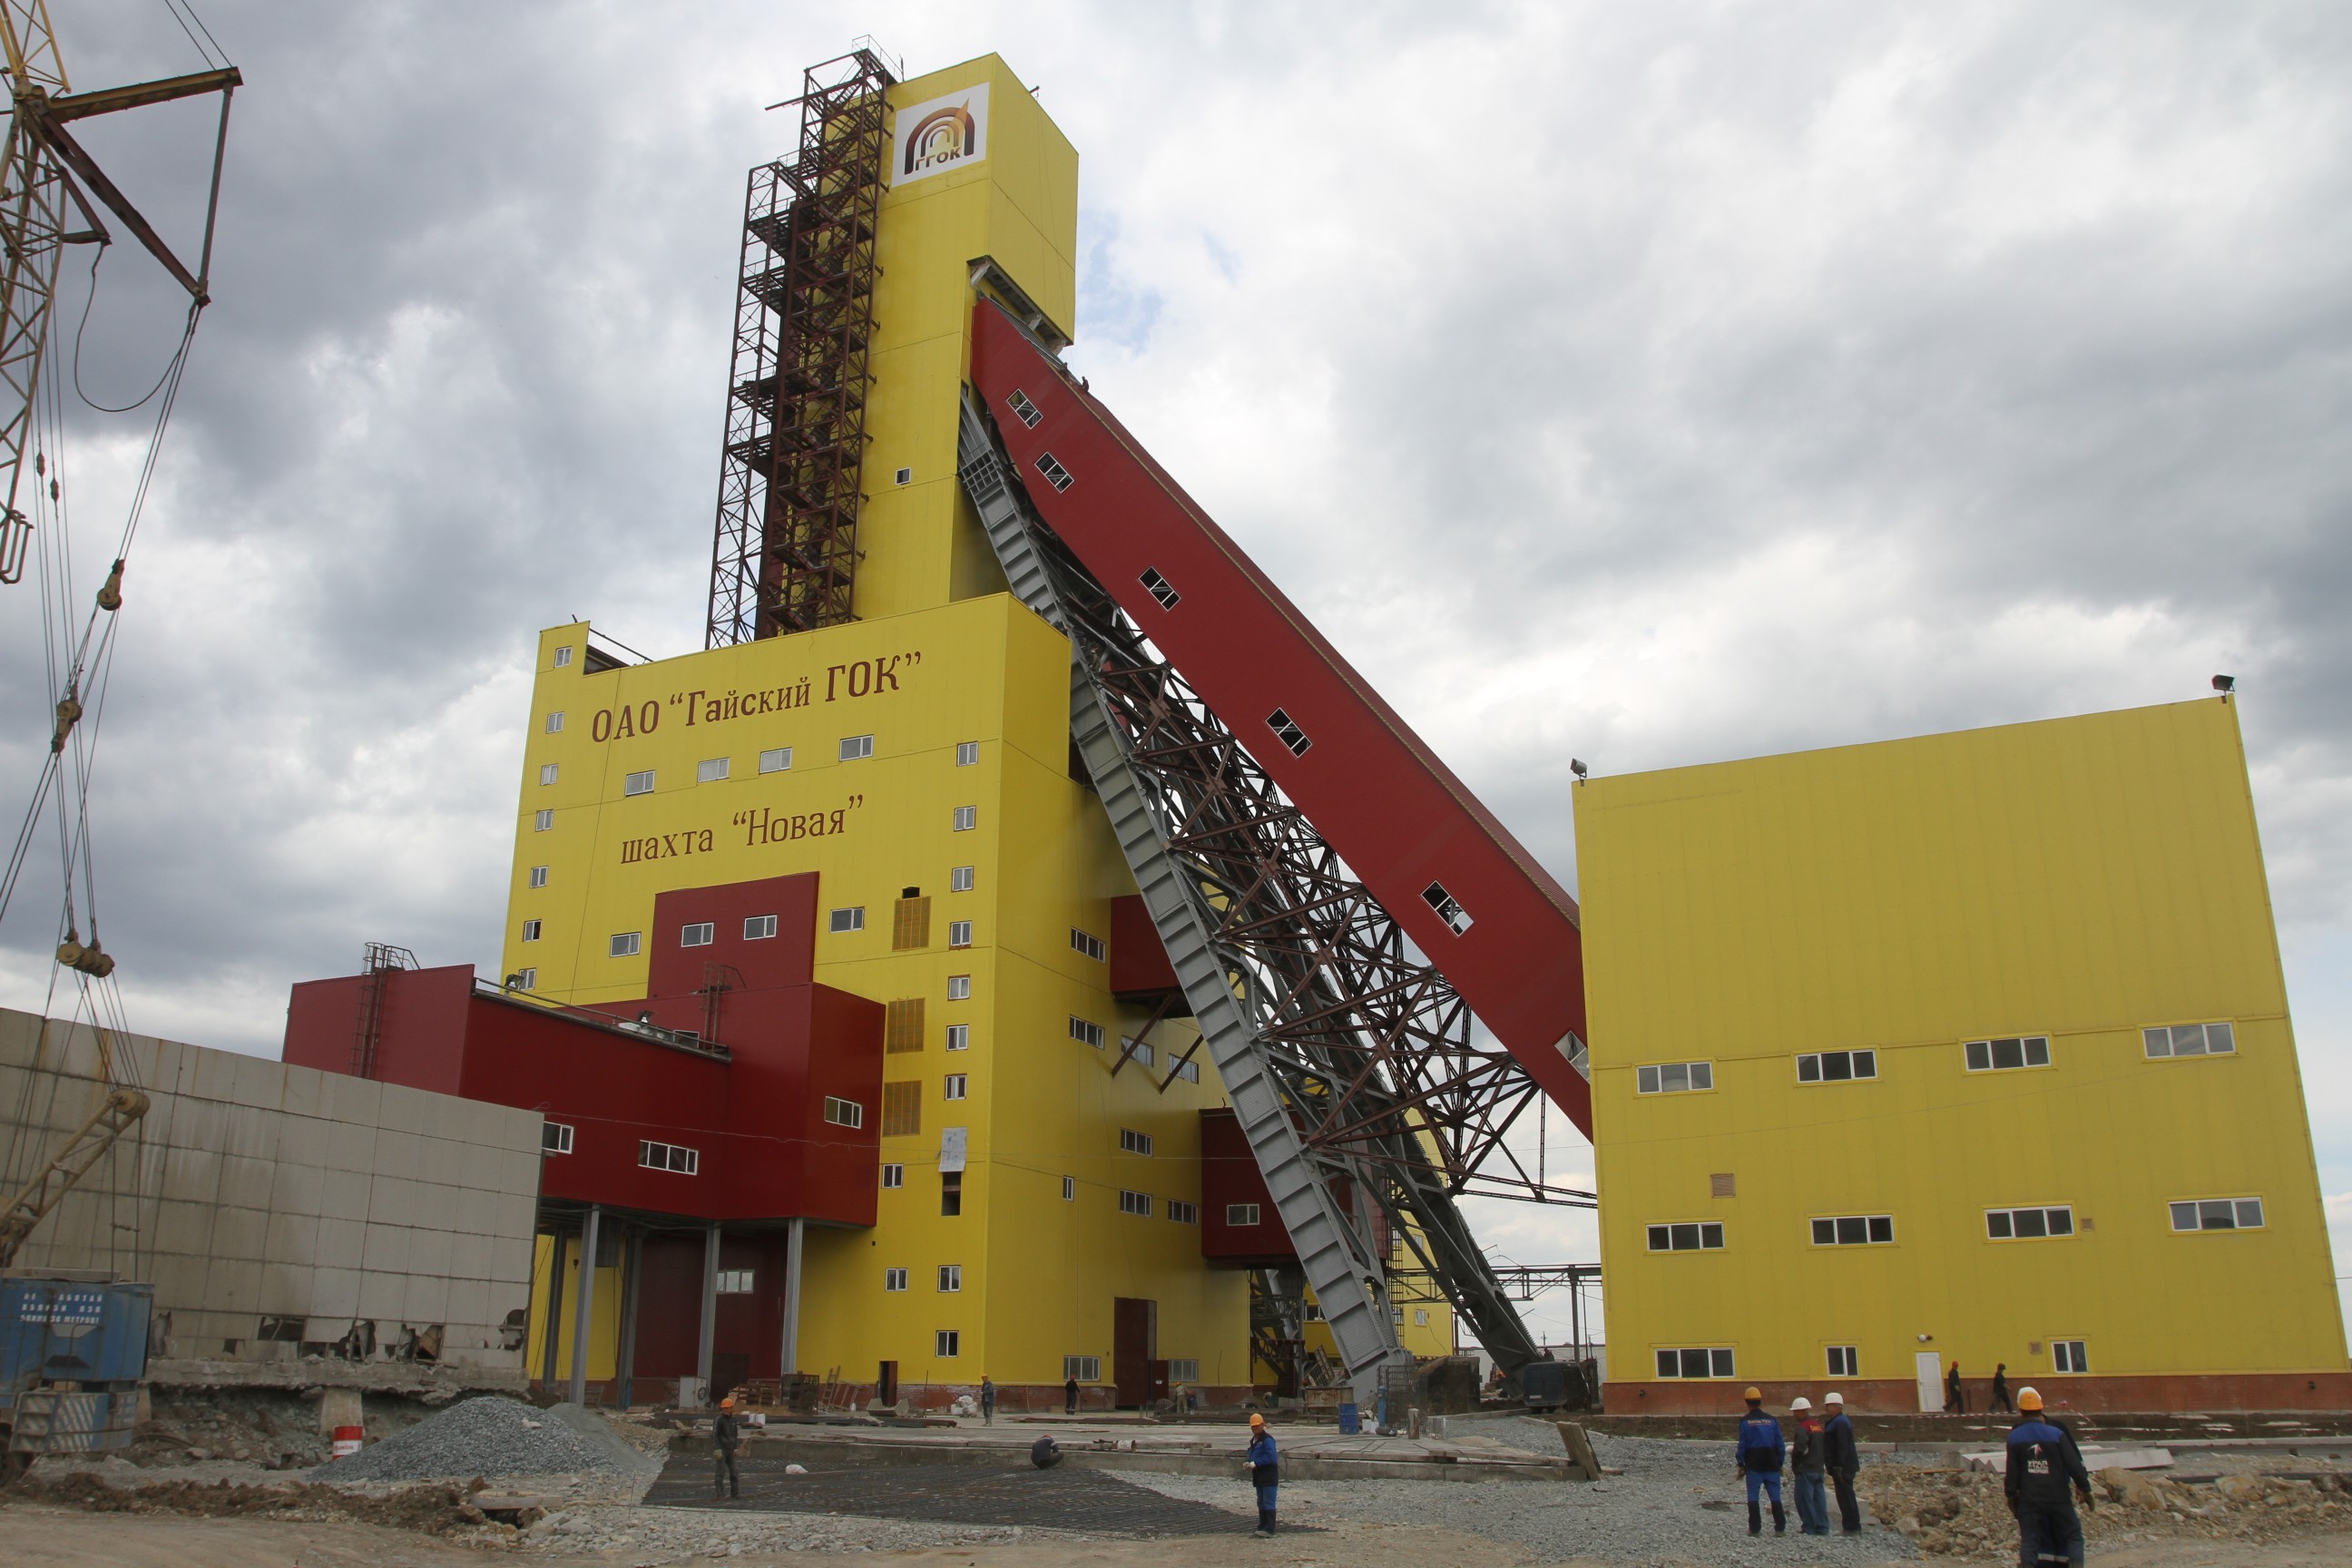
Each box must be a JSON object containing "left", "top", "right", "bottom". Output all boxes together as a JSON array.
[
  {"left": 895, "top": 466, "right": 914, "bottom": 485},
  {"left": 528, "top": 865, "right": 548, "bottom": 888},
  {"left": 823, "top": 1096, "right": 863, "bottom": 1128},
  {"left": 522, "top": 919, "right": 543, "bottom": 943},
  {"left": 1070, "top": 1017, "right": 1106, "bottom": 1048},
  {"left": 715, "top": 1269, "right": 754, "bottom": 1294},
  {"left": 553, "top": 645, "right": 573, "bottom": 668},
  {"left": 1139, "top": 566, "right": 1181, "bottom": 609},
  {"left": 623, "top": 769, "right": 655, "bottom": 796},
  {"left": 542, "top": 1122, "right": 573, "bottom": 1154},
  {"left": 1034, "top": 451, "right": 1073, "bottom": 491},
  {"left": 1227, "top": 1203, "right": 1260, "bottom": 1226},
  {"left": 882, "top": 1163, "right": 904, "bottom": 1189},
  {"left": 1710, "top": 1348, "right": 1736, "bottom": 1377},
  {"left": 512, "top": 968, "right": 537, "bottom": 990},
  {"left": 1167, "top": 1199, "right": 1199, "bottom": 1223},
  {"left": 1827, "top": 1345, "right": 1858, "bottom": 1377},
  {"left": 937, "top": 1264, "right": 962, "bottom": 1292},
  {"left": 1063, "top": 1175, "right": 1076, "bottom": 1201},
  {"left": 840, "top": 735, "right": 875, "bottom": 761},
  {"left": 610, "top": 932, "right": 641, "bottom": 957},
  {"left": 698, "top": 757, "right": 730, "bottom": 783},
  {"left": 944, "top": 1073, "right": 968, "bottom": 1100},
  {"left": 946, "top": 1024, "right": 970, "bottom": 1051},
  {"left": 2053, "top": 1339, "right": 2089, "bottom": 1374},
  {"left": 540, "top": 763, "right": 559, "bottom": 786},
  {"left": 947, "top": 975, "right": 971, "bottom": 1001},
  {"left": 534, "top": 809, "right": 554, "bottom": 832},
  {"left": 1070, "top": 928, "right": 1105, "bottom": 961},
  {"left": 1172, "top": 1055, "right": 1200, "bottom": 1083},
  {"left": 830, "top": 907, "right": 866, "bottom": 934},
  {"left": 886, "top": 1267, "right": 908, "bottom": 1291},
  {"left": 953, "top": 805, "right": 977, "bottom": 831},
  {"left": 1007, "top": 388, "right": 1043, "bottom": 427},
  {"left": 2234, "top": 1198, "right": 2265, "bottom": 1228},
  {"left": 950, "top": 866, "right": 975, "bottom": 893},
  {"left": 545, "top": 711, "right": 564, "bottom": 733},
  {"left": 745, "top": 914, "right": 778, "bottom": 940},
  {"left": 1119, "top": 1190, "right": 1152, "bottom": 1216},
  {"left": 760, "top": 747, "right": 793, "bottom": 774},
  {"left": 1420, "top": 881, "right": 1472, "bottom": 936},
  {"left": 681, "top": 922, "right": 714, "bottom": 947},
  {"left": 1264, "top": 707, "right": 1311, "bottom": 757},
  {"left": 1415, "top": 1308, "right": 1429, "bottom": 1327},
  {"left": 936, "top": 1329, "right": 960, "bottom": 1357},
  {"left": 948, "top": 919, "right": 973, "bottom": 947},
  {"left": 956, "top": 741, "right": 979, "bottom": 766}
]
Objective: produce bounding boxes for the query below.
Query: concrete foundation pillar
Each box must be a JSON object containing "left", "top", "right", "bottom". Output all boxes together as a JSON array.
[{"left": 318, "top": 1387, "right": 363, "bottom": 1436}]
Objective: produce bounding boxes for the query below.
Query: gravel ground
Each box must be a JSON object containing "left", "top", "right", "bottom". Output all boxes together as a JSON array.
[
  {"left": 518, "top": 1503, "right": 1059, "bottom": 1559},
  {"left": 1129, "top": 1420, "right": 1921, "bottom": 1565},
  {"left": 312, "top": 1397, "right": 661, "bottom": 1485}
]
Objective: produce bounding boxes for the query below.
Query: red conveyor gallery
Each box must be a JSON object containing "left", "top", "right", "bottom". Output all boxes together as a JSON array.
[{"left": 968, "top": 299, "right": 1592, "bottom": 1135}]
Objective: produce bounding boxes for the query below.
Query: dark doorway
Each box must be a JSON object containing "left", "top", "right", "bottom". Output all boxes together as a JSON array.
[
  {"left": 877, "top": 1359, "right": 898, "bottom": 1406},
  {"left": 712, "top": 1350, "right": 750, "bottom": 1400},
  {"left": 1112, "top": 1297, "right": 1157, "bottom": 1407}
]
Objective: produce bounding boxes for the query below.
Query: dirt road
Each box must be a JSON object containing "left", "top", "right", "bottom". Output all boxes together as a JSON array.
[{"left": 7, "top": 1504, "right": 2350, "bottom": 1568}]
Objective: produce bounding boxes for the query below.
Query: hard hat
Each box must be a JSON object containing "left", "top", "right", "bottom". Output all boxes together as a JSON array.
[
  {"left": 1250, "top": 1412, "right": 1266, "bottom": 1427},
  {"left": 2017, "top": 1387, "right": 2043, "bottom": 1411},
  {"left": 1742, "top": 1386, "right": 1762, "bottom": 1401},
  {"left": 1824, "top": 1391, "right": 1844, "bottom": 1406},
  {"left": 1789, "top": 1396, "right": 1811, "bottom": 1412},
  {"left": 720, "top": 1396, "right": 735, "bottom": 1409}
]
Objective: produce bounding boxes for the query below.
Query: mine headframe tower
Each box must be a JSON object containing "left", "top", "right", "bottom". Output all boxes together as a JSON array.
[{"left": 705, "top": 48, "right": 893, "bottom": 646}]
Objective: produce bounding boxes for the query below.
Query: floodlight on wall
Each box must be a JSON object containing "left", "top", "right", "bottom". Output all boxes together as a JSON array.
[
  {"left": 2211, "top": 674, "right": 2236, "bottom": 694},
  {"left": 1570, "top": 759, "right": 1588, "bottom": 781}
]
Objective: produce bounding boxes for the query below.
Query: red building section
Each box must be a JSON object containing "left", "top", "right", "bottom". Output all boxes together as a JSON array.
[
  {"left": 283, "top": 871, "right": 883, "bottom": 1393},
  {"left": 1198, "top": 1109, "right": 1387, "bottom": 1269},
  {"left": 970, "top": 299, "right": 1592, "bottom": 1134}
]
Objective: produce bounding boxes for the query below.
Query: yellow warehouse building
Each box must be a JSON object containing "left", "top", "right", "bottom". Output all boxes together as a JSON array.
[{"left": 1575, "top": 695, "right": 2347, "bottom": 1413}]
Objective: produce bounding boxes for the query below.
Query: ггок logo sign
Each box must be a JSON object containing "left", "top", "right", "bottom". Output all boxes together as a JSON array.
[{"left": 894, "top": 84, "right": 989, "bottom": 185}]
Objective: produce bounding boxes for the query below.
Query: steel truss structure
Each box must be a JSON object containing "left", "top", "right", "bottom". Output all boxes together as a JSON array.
[
  {"left": 706, "top": 49, "right": 894, "bottom": 646},
  {"left": 957, "top": 375, "right": 1592, "bottom": 1387}
]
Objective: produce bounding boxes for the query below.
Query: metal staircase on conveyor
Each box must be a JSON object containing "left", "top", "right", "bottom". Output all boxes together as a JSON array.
[{"left": 956, "top": 291, "right": 1595, "bottom": 1399}]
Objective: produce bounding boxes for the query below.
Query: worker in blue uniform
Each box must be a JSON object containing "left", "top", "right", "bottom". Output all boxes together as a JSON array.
[
  {"left": 2004, "top": 1387, "right": 2093, "bottom": 1566},
  {"left": 1244, "top": 1411, "right": 1280, "bottom": 1535},
  {"left": 1733, "top": 1386, "right": 1788, "bottom": 1535}
]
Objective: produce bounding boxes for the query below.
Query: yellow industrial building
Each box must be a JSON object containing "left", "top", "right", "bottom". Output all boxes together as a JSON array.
[
  {"left": 504, "top": 54, "right": 1452, "bottom": 1407},
  {"left": 1576, "top": 695, "right": 2347, "bottom": 1412}
]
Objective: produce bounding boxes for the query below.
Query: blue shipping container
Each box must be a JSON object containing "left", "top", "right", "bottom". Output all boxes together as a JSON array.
[{"left": 1, "top": 1279, "right": 152, "bottom": 1424}]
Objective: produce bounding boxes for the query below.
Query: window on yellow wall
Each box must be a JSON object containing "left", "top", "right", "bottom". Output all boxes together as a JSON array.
[
  {"left": 1964, "top": 1035, "right": 2050, "bottom": 1072},
  {"left": 2144, "top": 1022, "right": 2235, "bottom": 1058},
  {"left": 1636, "top": 1062, "right": 1712, "bottom": 1094},
  {"left": 1414, "top": 1308, "right": 1429, "bottom": 1327}
]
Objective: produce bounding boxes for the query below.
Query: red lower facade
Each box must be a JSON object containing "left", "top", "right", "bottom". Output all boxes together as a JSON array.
[{"left": 1608, "top": 1370, "right": 2352, "bottom": 1416}]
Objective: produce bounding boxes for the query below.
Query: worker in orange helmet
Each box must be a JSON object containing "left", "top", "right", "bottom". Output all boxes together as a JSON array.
[
  {"left": 2005, "top": 1387, "right": 2092, "bottom": 1566},
  {"left": 712, "top": 1395, "right": 742, "bottom": 1500},
  {"left": 1243, "top": 1411, "right": 1280, "bottom": 1536},
  {"left": 1732, "top": 1386, "right": 1787, "bottom": 1535}
]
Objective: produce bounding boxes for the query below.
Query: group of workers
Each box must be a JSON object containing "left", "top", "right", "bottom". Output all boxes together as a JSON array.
[{"left": 1735, "top": 1386, "right": 2094, "bottom": 1563}]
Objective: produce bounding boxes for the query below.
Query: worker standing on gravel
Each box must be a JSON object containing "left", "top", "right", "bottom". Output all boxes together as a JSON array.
[
  {"left": 711, "top": 1396, "right": 741, "bottom": 1501},
  {"left": 1991, "top": 1364, "right": 2013, "bottom": 1414},
  {"left": 980, "top": 1376, "right": 996, "bottom": 1426},
  {"left": 1733, "top": 1387, "right": 1788, "bottom": 1535},
  {"left": 2004, "top": 1387, "right": 2092, "bottom": 1567},
  {"left": 1244, "top": 1411, "right": 1280, "bottom": 1536},
  {"left": 1821, "top": 1391, "right": 1863, "bottom": 1534},
  {"left": 1065, "top": 1374, "right": 1080, "bottom": 1416},
  {"left": 1788, "top": 1396, "right": 1830, "bottom": 1535}
]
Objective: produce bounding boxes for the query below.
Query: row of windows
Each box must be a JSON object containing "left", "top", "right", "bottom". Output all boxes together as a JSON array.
[
  {"left": 1637, "top": 1023, "right": 2239, "bottom": 1095},
  {"left": 881, "top": 1265, "right": 965, "bottom": 1293},
  {"left": 1648, "top": 1199, "right": 2269, "bottom": 1250},
  {"left": 1655, "top": 1339, "right": 2091, "bottom": 1381},
  {"left": 881, "top": 1163, "right": 1200, "bottom": 1224}
]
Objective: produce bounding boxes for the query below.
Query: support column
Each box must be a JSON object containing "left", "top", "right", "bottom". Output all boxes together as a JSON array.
[
  {"left": 780, "top": 1217, "right": 806, "bottom": 1386},
  {"left": 538, "top": 1230, "right": 567, "bottom": 1390},
  {"left": 696, "top": 1221, "right": 720, "bottom": 1403},
  {"left": 615, "top": 1226, "right": 643, "bottom": 1411},
  {"left": 567, "top": 1204, "right": 601, "bottom": 1406}
]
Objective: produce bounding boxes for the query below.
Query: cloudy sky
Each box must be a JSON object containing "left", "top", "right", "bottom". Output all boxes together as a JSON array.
[{"left": 5, "top": 1, "right": 2348, "bottom": 1349}]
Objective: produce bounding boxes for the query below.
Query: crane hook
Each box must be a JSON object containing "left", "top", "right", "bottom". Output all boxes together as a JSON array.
[{"left": 97, "top": 558, "right": 123, "bottom": 612}]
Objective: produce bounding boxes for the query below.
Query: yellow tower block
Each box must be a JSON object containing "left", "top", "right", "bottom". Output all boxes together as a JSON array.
[{"left": 504, "top": 54, "right": 1453, "bottom": 1408}]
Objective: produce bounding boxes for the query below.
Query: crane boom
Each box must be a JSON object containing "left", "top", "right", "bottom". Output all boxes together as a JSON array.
[{"left": 0, "top": 1083, "right": 147, "bottom": 1267}]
